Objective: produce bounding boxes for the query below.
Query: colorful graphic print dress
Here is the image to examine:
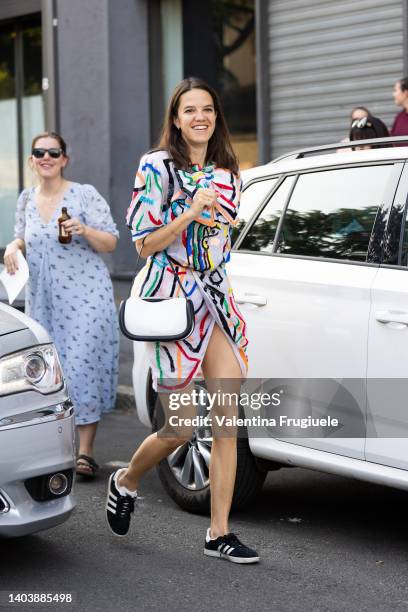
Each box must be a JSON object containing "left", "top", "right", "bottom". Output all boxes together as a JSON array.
[
  {"left": 14, "top": 183, "right": 119, "bottom": 425},
  {"left": 126, "top": 150, "right": 248, "bottom": 393}
]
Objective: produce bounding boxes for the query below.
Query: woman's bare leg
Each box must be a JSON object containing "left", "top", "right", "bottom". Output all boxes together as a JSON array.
[
  {"left": 77, "top": 422, "right": 98, "bottom": 457},
  {"left": 202, "top": 324, "right": 243, "bottom": 539},
  {"left": 118, "top": 324, "right": 243, "bottom": 534},
  {"left": 119, "top": 386, "right": 196, "bottom": 492},
  {"left": 119, "top": 432, "right": 182, "bottom": 491}
]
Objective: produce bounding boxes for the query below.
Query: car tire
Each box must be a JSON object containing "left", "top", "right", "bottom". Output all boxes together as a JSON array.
[{"left": 152, "top": 398, "right": 267, "bottom": 515}]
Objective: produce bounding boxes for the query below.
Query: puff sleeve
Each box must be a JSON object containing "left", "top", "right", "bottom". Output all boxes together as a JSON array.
[
  {"left": 14, "top": 189, "right": 29, "bottom": 240},
  {"left": 126, "top": 154, "right": 166, "bottom": 241},
  {"left": 80, "top": 184, "right": 119, "bottom": 238}
]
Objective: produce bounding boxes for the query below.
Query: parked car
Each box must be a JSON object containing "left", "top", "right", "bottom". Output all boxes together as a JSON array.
[
  {"left": 0, "top": 301, "right": 75, "bottom": 536},
  {"left": 132, "top": 136, "right": 408, "bottom": 514}
]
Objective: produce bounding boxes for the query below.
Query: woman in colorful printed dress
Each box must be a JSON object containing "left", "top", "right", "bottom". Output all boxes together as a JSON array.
[
  {"left": 3, "top": 132, "right": 119, "bottom": 479},
  {"left": 106, "top": 78, "right": 259, "bottom": 564}
]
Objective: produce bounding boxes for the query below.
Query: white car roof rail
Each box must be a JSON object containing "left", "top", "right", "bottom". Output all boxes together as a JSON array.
[{"left": 271, "top": 136, "right": 408, "bottom": 163}]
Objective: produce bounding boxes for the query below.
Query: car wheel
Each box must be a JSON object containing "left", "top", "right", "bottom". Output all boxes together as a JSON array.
[{"left": 151, "top": 395, "right": 267, "bottom": 515}]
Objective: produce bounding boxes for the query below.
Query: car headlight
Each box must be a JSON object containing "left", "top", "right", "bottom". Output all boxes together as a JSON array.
[{"left": 0, "top": 344, "right": 64, "bottom": 396}]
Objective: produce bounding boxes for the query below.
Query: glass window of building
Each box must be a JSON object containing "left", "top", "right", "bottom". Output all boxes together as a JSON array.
[
  {"left": 160, "top": 1, "right": 257, "bottom": 169},
  {"left": 183, "top": 0, "right": 257, "bottom": 169},
  {"left": 0, "top": 15, "right": 44, "bottom": 250}
]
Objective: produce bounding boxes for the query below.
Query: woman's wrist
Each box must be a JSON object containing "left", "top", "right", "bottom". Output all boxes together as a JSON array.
[
  {"left": 183, "top": 208, "right": 196, "bottom": 223},
  {"left": 139, "top": 208, "right": 196, "bottom": 256},
  {"left": 169, "top": 210, "right": 194, "bottom": 237},
  {"left": 7, "top": 239, "right": 23, "bottom": 252}
]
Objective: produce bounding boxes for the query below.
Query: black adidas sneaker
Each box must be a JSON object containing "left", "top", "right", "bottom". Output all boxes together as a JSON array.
[
  {"left": 204, "top": 529, "right": 260, "bottom": 564},
  {"left": 106, "top": 469, "right": 137, "bottom": 537}
]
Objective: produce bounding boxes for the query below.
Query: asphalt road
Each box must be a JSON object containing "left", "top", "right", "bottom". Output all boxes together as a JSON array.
[{"left": 2, "top": 407, "right": 408, "bottom": 612}]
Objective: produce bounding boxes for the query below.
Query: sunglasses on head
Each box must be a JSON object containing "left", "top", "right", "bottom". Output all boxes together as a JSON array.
[
  {"left": 32, "top": 147, "right": 63, "bottom": 159},
  {"left": 351, "top": 117, "right": 373, "bottom": 129}
]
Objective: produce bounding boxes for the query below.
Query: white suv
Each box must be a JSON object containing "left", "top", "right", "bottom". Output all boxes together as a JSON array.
[{"left": 132, "top": 137, "right": 408, "bottom": 514}]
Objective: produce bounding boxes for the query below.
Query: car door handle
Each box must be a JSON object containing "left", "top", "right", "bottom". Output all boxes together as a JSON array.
[
  {"left": 235, "top": 294, "right": 267, "bottom": 307},
  {"left": 375, "top": 310, "right": 408, "bottom": 325}
]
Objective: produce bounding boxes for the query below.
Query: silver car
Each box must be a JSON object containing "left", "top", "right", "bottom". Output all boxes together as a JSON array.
[{"left": 0, "top": 301, "right": 75, "bottom": 537}]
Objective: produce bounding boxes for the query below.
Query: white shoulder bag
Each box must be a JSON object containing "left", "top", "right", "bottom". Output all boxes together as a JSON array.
[{"left": 118, "top": 238, "right": 195, "bottom": 342}]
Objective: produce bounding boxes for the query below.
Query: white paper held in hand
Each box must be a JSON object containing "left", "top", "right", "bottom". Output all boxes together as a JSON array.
[{"left": 0, "top": 250, "right": 29, "bottom": 305}]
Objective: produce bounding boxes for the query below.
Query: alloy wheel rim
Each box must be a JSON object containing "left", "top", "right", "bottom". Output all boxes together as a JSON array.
[{"left": 166, "top": 427, "right": 212, "bottom": 491}]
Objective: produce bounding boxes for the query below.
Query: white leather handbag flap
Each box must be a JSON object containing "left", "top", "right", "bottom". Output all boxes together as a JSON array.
[{"left": 120, "top": 296, "right": 194, "bottom": 341}]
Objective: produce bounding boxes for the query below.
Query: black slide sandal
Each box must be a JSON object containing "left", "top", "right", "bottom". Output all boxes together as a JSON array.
[{"left": 76, "top": 454, "right": 99, "bottom": 479}]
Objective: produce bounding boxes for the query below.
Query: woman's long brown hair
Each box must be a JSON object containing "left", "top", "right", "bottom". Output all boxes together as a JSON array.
[{"left": 155, "top": 77, "right": 239, "bottom": 174}]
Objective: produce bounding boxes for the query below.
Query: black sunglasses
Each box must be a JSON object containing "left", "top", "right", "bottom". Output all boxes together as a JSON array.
[{"left": 32, "top": 147, "right": 64, "bottom": 159}]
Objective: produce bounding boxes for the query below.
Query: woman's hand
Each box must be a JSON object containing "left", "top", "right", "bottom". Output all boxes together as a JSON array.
[
  {"left": 61, "top": 217, "right": 87, "bottom": 236},
  {"left": 3, "top": 240, "right": 23, "bottom": 275},
  {"left": 189, "top": 188, "right": 217, "bottom": 220},
  {"left": 62, "top": 219, "right": 117, "bottom": 253},
  {"left": 136, "top": 189, "right": 218, "bottom": 257}
]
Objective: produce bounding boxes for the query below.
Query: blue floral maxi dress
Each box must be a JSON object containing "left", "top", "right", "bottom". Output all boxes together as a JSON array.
[
  {"left": 126, "top": 150, "right": 248, "bottom": 393},
  {"left": 14, "top": 183, "right": 119, "bottom": 425}
]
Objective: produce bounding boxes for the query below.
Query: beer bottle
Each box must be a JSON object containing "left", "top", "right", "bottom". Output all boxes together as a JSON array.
[{"left": 58, "top": 207, "right": 72, "bottom": 244}]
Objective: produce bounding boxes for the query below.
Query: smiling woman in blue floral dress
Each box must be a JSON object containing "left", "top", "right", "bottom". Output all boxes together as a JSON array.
[
  {"left": 3, "top": 132, "right": 119, "bottom": 479},
  {"left": 105, "top": 78, "right": 259, "bottom": 564}
]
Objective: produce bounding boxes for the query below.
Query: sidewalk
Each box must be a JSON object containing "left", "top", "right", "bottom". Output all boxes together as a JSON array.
[{"left": 112, "top": 278, "right": 136, "bottom": 412}]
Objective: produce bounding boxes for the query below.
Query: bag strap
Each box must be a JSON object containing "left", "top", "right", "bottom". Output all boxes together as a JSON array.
[{"left": 135, "top": 235, "right": 189, "bottom": 299}]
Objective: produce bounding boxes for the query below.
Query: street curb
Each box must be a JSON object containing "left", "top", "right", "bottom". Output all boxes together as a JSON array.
[{"left": 115, "top": 384, "right": 136, "bottom": 412}]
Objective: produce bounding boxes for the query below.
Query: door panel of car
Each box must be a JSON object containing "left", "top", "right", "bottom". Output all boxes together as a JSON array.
[
  {"left": 366, "top": 162, "right": 408, "bottom": 469},
  {"left": 230, "top": 163, "right": 403, "bottom": 460}
]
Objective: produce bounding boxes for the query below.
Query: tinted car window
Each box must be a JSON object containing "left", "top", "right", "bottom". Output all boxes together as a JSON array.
[
  {"left": 276, "top": 165, "right": 395, "bottom": 261},
  {"left": 238, "top": 177, "right": 295, "bottom": 253},
  {"left": 231, "top": 178, "right": 277, "bottom": 246},
  {"left": 399, "top": 208, "right": 408, "bottom": 266}
]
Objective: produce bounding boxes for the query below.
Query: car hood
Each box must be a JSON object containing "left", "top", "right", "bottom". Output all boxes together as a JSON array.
[
  {"left": 0, "top": 309, "right": 28, "bottom": 336},
  {"left": 0, "top": 302, "right": 51, "bottom": 347}
]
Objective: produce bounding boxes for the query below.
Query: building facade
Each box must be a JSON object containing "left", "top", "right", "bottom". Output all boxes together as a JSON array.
[{"left": 0, "top": 0, "right": 406, "bottom": 275}]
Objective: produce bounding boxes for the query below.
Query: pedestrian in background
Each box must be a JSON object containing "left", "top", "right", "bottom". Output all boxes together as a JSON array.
[
  {"left": 338, "top": 106, "right": 371, "bottom": 151},
  {"left": 391, "top": 78, "right": 408, "bottom": 136},
  {"left": 349, "top": 115, "right": 389, "bottom": 148},
  {"left": 350, "top": 106, "right": 370, "bottom": 123},
  {"left": 106, "top": 77, "right": 259, "bottom": 564},
  {"left": 3, "top": 131, "right": 119, "bottom": 479}
]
